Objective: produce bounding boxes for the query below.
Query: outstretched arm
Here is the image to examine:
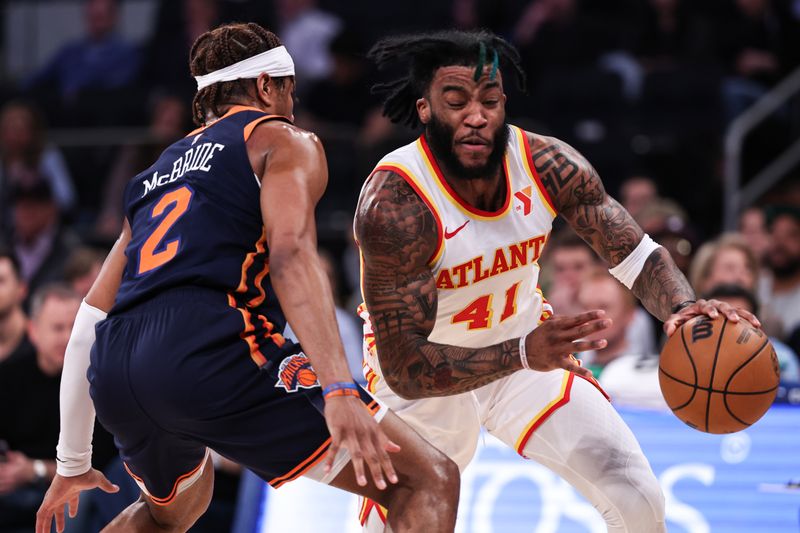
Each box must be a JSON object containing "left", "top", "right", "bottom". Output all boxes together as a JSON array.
[
  {"left": 254, "top": 122, "right": 398, "bottom": 489},
  {"left": 356, "top": 170, "right": 598, "bottom": 400},
  {"left": 36, "top": 223, "right": 129, "bottom": 533},
  {"left": 529, "top": 134, "right": 695, "bottom": 321},
  {"left": 529, "top": 133, "right": 759, "bottom": 333}
]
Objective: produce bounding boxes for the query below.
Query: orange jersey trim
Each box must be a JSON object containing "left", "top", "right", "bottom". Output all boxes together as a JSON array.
[
  {"left": 269, "top": 400, "right": 380, "bottom": 489},
  {"left": 514, "top": 371, "right": 574, "bottom": 455},
  {"left": 227, "top": 294, "right": 268, "bottom": 367},
  {"left": 228, "top": 229, "right": 275, "bottom": 366},
  {"left": 373, "top": 163, "right": 445, "bottom": 266},
  {"left": 418, "top": 135, "right": 512, "bottom": 221},
  {"left": 185, "top": 105, "right": 273, "bottom": 137},
  {"left": 243, "top": 114, "right": 292, "bottom": 142},
  {"left": 515, "top": 126, "right": 557, "bottom": 217},
  {"left": 269, "top": 438, "right": 331, "bottom": 489},
  {"left": 124, "top": 456, "right": 206, "bottom": 506}
]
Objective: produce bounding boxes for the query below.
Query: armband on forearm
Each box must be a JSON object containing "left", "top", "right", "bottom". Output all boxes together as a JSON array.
[
  {"left": 56, "top": 300, "right": 106, "bottom": 477},
  {"left": 608, "top": 234, "right": 661, "bottom": 290}
]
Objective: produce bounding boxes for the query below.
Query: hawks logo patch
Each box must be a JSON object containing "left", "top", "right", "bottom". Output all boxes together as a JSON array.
[{"left": 275, "top": 353, "right": 320, "bottom": 392}]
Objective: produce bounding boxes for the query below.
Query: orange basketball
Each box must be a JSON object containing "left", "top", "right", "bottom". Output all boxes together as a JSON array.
[
  {"left": 297, "top": 367, "right": 319, "bottom": 387},
  {"left": 659, "top": 315, "right": 780, "bottom": 434}
]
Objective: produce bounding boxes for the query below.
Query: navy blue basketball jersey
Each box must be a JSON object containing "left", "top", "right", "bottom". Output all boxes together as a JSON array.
[{"left": 114, "top": 106, "right": 290, "bottom": 367}]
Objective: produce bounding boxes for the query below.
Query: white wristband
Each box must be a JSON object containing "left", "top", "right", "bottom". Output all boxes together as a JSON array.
[
  {"left": 608, "top": 234, "right": 662, "bottom": 290},
  {"left": 56, "top": 300, "right": 107, "bottom": 477},
  {"left": 519, "top": 335, "right": 530, "bottom": 370}
]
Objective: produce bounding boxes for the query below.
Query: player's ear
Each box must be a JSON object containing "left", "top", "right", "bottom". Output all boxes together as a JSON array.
[
  {"left": 417, "top": 97, "right": 431, "bottom": 125},
  {"left": 255, "top": 72, "right": 272, "bottom": 106}
]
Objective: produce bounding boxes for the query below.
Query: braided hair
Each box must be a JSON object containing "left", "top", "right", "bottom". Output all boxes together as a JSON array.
[
  {"left": 368, "top": 30, "right": 526, "bottom": 129},
  {"left": 189, "top": 22, "right": 285, "bottom": 126}
]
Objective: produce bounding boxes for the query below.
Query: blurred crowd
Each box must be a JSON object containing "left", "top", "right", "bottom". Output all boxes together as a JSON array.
[{"left": 0, "top": 0, "right": 799, "bottom": 531}]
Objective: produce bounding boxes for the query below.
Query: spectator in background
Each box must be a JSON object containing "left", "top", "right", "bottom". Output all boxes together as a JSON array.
[
  {"left": 277, "top": 0, "right": 343, "bottom": 86},
  {"left": 301, "top": 29, "right": 392, "bottom": 145},
  {"left": 703, "top": 284, "right": 800, "bottom": 382},
  {"left": 4, "top": 180, "right": 80, "bottom": 304},
  {"left": 142, "top": 0, "right": 220, "bottom": 98},
  {"left": 63, "top": 247, "right": 107, "bottom": 298},
  {"left": 24, "top": 0, "right": 141, "bottom": 122},
  {"left": 512, "top": 0, "right": 609, "bottom": 85},
  {"left": 0, "top": 101, "right": 76, "bottom": 224},
  {"left": 620, "top": 175, "right": 659, "bottom": 221},
  {"left": 632, "top": 0, "right": 711, "bottom": 69},
  {"left": 95, "top": 94, "right": 189, "bottom": 238},
  {"left": 542, "top": 231, "right": 657, "bottom": 358},
  {"left": 0, "top": 285, "right": 78, "bottom": 531},
  {"left": 0, "top": 248, "right": 32, "bottom": 367},
  {"left": 739, "top": 205, "right": 772, "bottom": 264},
  {"left": 720, "top": 0, "right": 800, "bottom": 121},
  {"left": 690, "top": 233, "right": 758, "bottom": 294},
  {"left": 637, "top": 198, "right": 695, "bottom": 274},
  {"left": 540, "top": 230, "right": 600, "bottom": 316},
  {"left": 576, "top": 268, "right": 654, "bottom": 373},
  {"left": 763, "top": 206, "right": 800, "bottom": 338},
  {"left": 689, "top": 232, "right": 784, "bottom": 337}
]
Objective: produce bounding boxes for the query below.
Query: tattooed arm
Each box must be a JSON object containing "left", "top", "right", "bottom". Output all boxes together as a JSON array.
[
  {"left": 356, "top": 170, "right": 521, "bottom": 399},
  {"left": 528, "top": 133, "right": 695, "bottom": 321}
]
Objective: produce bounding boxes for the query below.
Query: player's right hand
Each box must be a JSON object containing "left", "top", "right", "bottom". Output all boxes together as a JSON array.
[
  {"left": 36, "top": 469, "right": 119, "bottom": 533},
  {"left": 524, "top": 309, "right": 611, "bottom": 378},
  {"left": 323, "top": 396, "right": 401, "bottom": 490}
]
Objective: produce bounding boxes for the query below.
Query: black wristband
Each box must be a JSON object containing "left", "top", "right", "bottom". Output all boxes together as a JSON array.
[{"left": 671, "top": 300, "right": 696, "bottom": 315}]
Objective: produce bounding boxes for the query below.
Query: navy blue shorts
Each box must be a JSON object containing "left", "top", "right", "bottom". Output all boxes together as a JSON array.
[{"left": 89, "top": 286, "right": 377, "bottom": 504}]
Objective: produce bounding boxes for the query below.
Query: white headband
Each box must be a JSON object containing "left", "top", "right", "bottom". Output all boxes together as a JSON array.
[{"left": 194, "top": 45, "right": 295, "bottom": 91}]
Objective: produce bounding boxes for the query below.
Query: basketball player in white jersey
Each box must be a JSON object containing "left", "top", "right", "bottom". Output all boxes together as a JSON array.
[{"left": 354, "top": 30, "right": 760, "bottom": 531}]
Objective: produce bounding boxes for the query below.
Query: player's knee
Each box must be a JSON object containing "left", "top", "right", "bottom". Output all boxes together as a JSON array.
[
  {"left": 606, "top": 454, "right": 665, "bottom": 531},
  {"left": 147, "top": 474, "right": 214, "bottom": 531},
  {"left": 426, "top": 453, "right": 460, "bottom": 505}
]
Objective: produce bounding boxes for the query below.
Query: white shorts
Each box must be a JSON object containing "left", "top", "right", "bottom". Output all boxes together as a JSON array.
[{"left": 363, "top": 357, "right": 587, "bottom": 471}]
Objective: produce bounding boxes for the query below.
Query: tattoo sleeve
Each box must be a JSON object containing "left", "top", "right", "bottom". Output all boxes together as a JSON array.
[
  {"left": 530, "top": 134, "right": 695, "bottom": 321},
  {"left": 355, "top": 170, "right": 522, "bottom": 399}
]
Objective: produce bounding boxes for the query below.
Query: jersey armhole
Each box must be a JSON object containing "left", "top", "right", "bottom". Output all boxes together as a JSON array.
[
  {"left": 243, "top": 115, "right": 293, "bottom": 142},
  {"left": 371, "top": 164, "right": 444, "bottom": 267},
  {"left": 515, "top": 127, "right": 558, "bottom": 218}
]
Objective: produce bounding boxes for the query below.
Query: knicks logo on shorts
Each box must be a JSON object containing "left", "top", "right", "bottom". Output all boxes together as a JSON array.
[{"left": 275, "top": 353, "right": 320, "bottom": 392}]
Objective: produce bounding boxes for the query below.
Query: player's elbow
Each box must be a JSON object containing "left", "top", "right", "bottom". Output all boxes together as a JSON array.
[
  {"left": 384, "top": 373, "right": 424, "bottom": 400},
  {"left": 268, "top": 237, "right": 312, "bottom": 277}
]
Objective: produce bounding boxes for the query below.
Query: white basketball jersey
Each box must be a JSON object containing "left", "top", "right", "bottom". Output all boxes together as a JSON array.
[{"left": 359, "top": 125, "right": 557, "bottom": 356}]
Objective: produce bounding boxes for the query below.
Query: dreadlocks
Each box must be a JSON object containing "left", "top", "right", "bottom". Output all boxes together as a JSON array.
[
  {"left": 189, "top": 23, "right": 284, "bottom": 126},
  {"left": 368, "top": 30, "right": 526, "bottom": 129}
]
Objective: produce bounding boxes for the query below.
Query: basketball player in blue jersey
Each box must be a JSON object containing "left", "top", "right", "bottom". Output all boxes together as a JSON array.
[
  {"left": 35, "top": 23, "right": 459, "bottom": 533},
  {"left": 355, "top": 30, "right": 762, "bottom": 531}
]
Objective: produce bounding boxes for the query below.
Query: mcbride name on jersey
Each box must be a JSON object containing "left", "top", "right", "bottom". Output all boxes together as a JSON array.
[{"left": 113, "top": 106, "right": 291, "bottom": 367}]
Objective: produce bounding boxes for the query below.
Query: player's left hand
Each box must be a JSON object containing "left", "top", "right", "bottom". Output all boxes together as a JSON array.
[
  {"left": 664, "top": 298, "right": 761, "bottom": 337},
  {"left": 35, "top": 469, "right": 119, "bottom": 533},
  {"left": 323, "top": 395, "right": 401, "bottom": 490}
]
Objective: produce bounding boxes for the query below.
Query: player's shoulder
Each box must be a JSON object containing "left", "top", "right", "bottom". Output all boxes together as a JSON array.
[
  {"left": 355, "top": 167, "right": 437, "bottom": 258},
  {"left": 248, "top": 119, "right": 323, "bottom": 154},
  {"left": 374, "top": 137, "right": 422, "bottom": 167},
  {"left": 518, "top": 129, "right": 587, "bottom": 164}
]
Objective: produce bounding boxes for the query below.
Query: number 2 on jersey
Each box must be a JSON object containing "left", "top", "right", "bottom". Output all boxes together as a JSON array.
[
  {"left": 138, "top": 186, "right": 193, "bottom": 275},
  {"left": 452, "top": 281, "right": 521, "bottom": 330}
]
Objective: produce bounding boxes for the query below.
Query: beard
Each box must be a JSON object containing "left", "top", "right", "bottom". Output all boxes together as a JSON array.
[
  {"left": 426, "top": 114, "right": 509, "bottom": 181},
  {"left": 769, "top": 254, "right": 800, "bottom": 279}
]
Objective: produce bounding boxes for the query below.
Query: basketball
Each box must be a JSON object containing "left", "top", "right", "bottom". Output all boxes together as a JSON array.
[
  {"left": 659, "top": 315, "right": 780, "bottom": 434},
  {"left": 297, "top": 367, "right": 319, "bottom": 387}
]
